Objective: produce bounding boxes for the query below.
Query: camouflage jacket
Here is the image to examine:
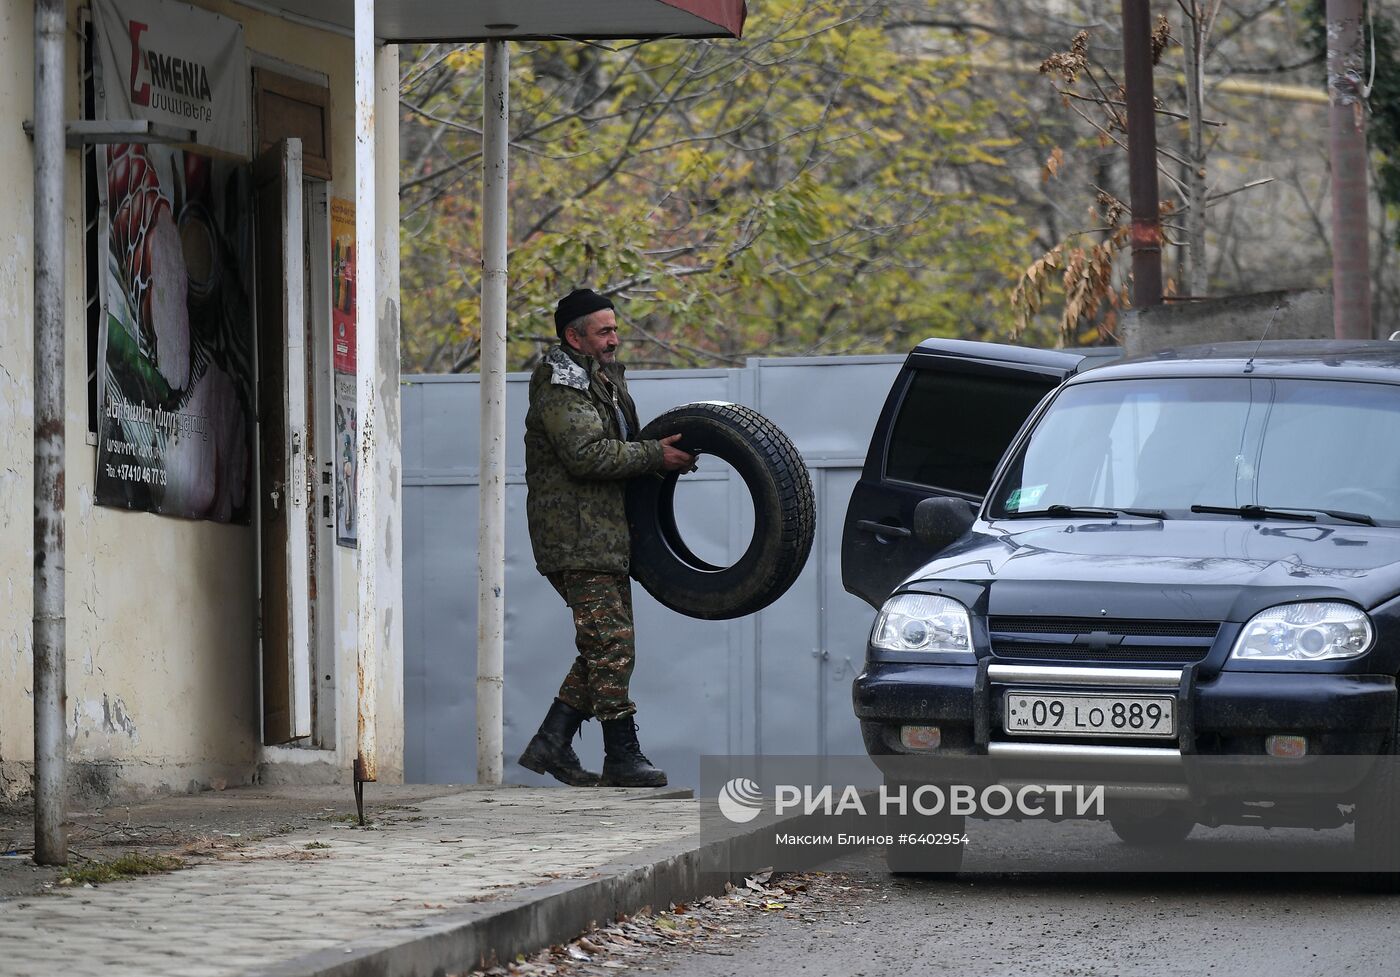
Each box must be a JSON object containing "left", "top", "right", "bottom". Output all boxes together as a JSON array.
[{"left": 524, "top": 345, "right": 665, "bottom": 574}]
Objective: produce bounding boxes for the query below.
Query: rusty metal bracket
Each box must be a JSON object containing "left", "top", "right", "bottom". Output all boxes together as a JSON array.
[{"left": 353, "top": 756, "right": 367, "bottom": 826}]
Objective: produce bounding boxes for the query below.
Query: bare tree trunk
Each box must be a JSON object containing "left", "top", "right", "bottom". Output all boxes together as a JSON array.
[
  {"left": 1181, "top": 3, "right": 1208, "bottom": 297},
  {"left": 1327, "top": 0, "right": 1372, "bottom": 338},
  {"left": 1121, "top": 0, "right": 1163, "bottom": 306}
]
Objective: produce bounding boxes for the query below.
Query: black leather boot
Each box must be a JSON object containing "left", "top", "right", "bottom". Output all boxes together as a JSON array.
[
  {"left": 599, "top": 717, "right": 668, "bottom": 787},
  {"left": 518, "top": 699, "right": 599, "bottom": 786}
]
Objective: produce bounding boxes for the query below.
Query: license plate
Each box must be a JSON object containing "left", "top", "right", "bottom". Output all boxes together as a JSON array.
[{"left": 1003, "top": 691, "right": 1176, "bottom": 738}]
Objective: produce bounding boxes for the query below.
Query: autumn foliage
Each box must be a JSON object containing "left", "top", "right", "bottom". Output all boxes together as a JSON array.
[{"left": 398, "top": 0, "right": 1033, "bottom": 372}]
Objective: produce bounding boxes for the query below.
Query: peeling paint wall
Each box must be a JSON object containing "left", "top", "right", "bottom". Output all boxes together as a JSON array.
[
  {"left": 0, "top": 0, "right": 404, "bottom": 802},
  {"left": 0, "top": 0, "right": 38, "bottom": 801},
  {"left": 373, "top": 44, "right": 405, "bottom": 784}
]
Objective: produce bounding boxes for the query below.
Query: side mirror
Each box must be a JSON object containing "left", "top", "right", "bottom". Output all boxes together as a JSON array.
[{"left": 912, "top": 496, "right": 978, "bottom": 551}]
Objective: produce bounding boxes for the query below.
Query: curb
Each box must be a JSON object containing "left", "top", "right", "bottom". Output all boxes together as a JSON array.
[{"left": 248, "top": 807, "right": 804, "bottom": 977}]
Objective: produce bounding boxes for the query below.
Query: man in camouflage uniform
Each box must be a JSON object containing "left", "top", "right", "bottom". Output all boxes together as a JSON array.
[{"left": 518, "top": 288, "right": 694, "bottom": 787}]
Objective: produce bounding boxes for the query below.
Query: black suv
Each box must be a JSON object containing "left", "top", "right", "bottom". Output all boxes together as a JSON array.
[{"left": 842, "top": 338, "right": 1400, "bottom": 873}]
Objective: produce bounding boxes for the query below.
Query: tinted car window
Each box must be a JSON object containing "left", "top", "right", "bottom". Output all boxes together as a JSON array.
[
  {"left": 885, "top": 368, "right": 1057, "bottom": 495},
  {"left": 990, "top": 376, "right": 1400, "bottom": 521}
]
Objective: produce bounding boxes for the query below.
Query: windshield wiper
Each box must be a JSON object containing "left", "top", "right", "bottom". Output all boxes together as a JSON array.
[
  {"left": 1191, "top": 504, "right": 1316, "bottom": 523},
  {"left": 1286, "top": 508, "right": 1377, "bottom": 526},
  {"left": 1190, "top": 503, "right": 1376, "bottom": 526},
  {"left": 1006, "top": 504, "right": 1168, "bottom": 520}
]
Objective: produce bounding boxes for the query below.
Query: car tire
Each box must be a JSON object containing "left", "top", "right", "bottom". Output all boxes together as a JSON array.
[
  {"left": 628, "top": 402, "right": 815, "bottom": 620},
  {"left": 1108, "top": 811, "right": 1195, "bottom": 847},
  {"left": 881, "top": 779, "right": 967, "bottom": 877}
]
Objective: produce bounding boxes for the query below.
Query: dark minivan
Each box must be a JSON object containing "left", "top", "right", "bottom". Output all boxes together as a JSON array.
[{"left": 842, "top": 338, "right": 1400, "bottom": 874}]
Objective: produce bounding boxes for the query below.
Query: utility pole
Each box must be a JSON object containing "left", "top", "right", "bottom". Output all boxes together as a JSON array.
[
  {"left": 477, "top": 35, "right": 509, "bottom": 785},
  {"left": 33, "top": 0, "right": 68, "bottom": 867},
  {"left": 1121, "top": 0, "right": 1164, "bottom": 307},
  {"left": 352, "top": 0, "right": 379, "bottom": 820},
  {"left": 1327, "top": 0, "right": 1372, "bottom": 339}
]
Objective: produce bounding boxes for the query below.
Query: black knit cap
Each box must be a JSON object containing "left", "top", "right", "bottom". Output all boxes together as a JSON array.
[{"left": 554, "top": 288, "right": 615, "bottom": 340}]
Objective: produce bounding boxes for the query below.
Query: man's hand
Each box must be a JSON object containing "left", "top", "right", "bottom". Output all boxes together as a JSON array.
[{"left": 659, "top": 434, "right": 696, "bottom": 472}]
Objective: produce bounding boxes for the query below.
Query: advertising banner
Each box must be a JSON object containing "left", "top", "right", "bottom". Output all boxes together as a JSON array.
[
  {"left": 92, "top": 0, "right": 255, "bottom": 522},
  {"left": 330, "top": 198, "right": 358, "bottom": 548},
  {"left": 334, "top": 373, "right": 359, "bottom": 547},
  {"left": 92, "top": 0, "right": 250, "bottom": 158},
  {"left": 94, "top": 141, "right": 257, "bottom": 523},
  {"left": 331, "top": 198, "right": 357, "bottom": 374}
]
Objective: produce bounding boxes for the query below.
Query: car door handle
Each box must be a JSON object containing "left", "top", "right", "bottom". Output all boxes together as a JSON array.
[{"left": 856, "top": 520, "right": 910, "bottom": 538}]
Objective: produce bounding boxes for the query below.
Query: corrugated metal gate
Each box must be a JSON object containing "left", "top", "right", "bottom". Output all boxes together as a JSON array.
[{"left": 402, "top": 355, "right": 902, "bottom": 787}]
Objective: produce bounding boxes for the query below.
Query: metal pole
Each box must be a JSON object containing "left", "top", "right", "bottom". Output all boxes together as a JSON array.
[
  {"left": 1327, "top": 0, "right": 1372, "bottom": 339},
  {"left": 1121, "top": 0, "right": 1164, "bottom": 307},
  {"left": 32, "top": 0, "right": 68, "bottom": 866},
  {"left": 477, "top": 38, "right": 508, "bottom": 785},
  {"left": 353, "top": 0, "right": 379, "bottom": 786}
]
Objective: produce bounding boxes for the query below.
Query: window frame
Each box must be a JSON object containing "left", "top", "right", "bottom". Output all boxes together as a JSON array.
[{"left": 878, "top": 357, "right": 1065, "bottom": 499}]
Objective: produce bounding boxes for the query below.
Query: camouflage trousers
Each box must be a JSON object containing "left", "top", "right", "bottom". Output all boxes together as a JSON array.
[{"left": 546, "top": 570, "right": 637, "bottom": 721}]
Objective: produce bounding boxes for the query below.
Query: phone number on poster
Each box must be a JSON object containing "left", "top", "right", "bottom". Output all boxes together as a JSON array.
[{"left": 108, "top": 463, "right": 168, "bottom": 486}]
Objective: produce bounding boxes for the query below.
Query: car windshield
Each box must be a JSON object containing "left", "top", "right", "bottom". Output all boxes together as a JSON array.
[{"left": 988, "top": 376, "right": 1400, "bottom": 524}]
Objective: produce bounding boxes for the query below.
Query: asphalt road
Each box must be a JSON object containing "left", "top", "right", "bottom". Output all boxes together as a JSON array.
[{"left": 646, "top": 819, "right": 1400, "bottom": 977}]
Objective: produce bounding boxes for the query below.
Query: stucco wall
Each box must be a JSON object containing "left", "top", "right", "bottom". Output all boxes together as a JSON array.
[
  {"left": 0, "top": 0, "right": 41, "bottom": 800},
  {"left": 0, "top": 0, "right": 403, "bottom": 802}
]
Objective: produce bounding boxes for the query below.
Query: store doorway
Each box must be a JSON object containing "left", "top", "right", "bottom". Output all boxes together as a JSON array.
[
  {"left": 254, "top": 137, "right": 339, "bottom": 748},
  {"left": 254, "top": 137, "right": 312, "bottom": 744}
]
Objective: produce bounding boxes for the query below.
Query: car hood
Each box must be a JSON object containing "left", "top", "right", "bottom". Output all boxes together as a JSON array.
[{"left": 906, "top": 518, "right": 1400, "bottom": 622}]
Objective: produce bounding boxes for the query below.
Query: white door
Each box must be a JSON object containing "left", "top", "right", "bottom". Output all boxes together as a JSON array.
[{"left": 255, "top": 137, "right": 312, "bottom": 743}]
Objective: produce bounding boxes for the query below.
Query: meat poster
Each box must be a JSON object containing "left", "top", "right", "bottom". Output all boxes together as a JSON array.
[{"left": 94, "top": 142, "right": 256, "bottom": 523}]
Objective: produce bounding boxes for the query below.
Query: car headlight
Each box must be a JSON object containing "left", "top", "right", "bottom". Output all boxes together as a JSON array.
[
  {"left": 1230, "top": 601, "right": 1373, "bottom": 661},
  {"left": 871, "top": 594, "right": 972, "bottom": 655}
]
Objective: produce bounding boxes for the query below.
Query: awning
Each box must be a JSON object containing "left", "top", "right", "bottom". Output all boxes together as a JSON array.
[{"left": 261, "top": 0, "right": 746, "bottom": 42}]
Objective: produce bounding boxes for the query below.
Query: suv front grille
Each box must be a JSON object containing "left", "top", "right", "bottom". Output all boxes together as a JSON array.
[
  {"left": 988, "top": 616, "right": 1219, "bottom": 638},
  {"left": 988, "top": 616, "right": 1220, "bottom": 666}
]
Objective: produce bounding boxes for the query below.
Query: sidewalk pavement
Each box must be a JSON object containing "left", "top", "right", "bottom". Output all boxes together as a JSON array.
[{"left": 0, "top": 782, "right": 766, "bottom": 977}]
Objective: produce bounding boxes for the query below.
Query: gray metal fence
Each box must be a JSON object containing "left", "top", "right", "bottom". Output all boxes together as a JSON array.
[{"left": 402, "top": 355, "right": 902, "bottom": 788}]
